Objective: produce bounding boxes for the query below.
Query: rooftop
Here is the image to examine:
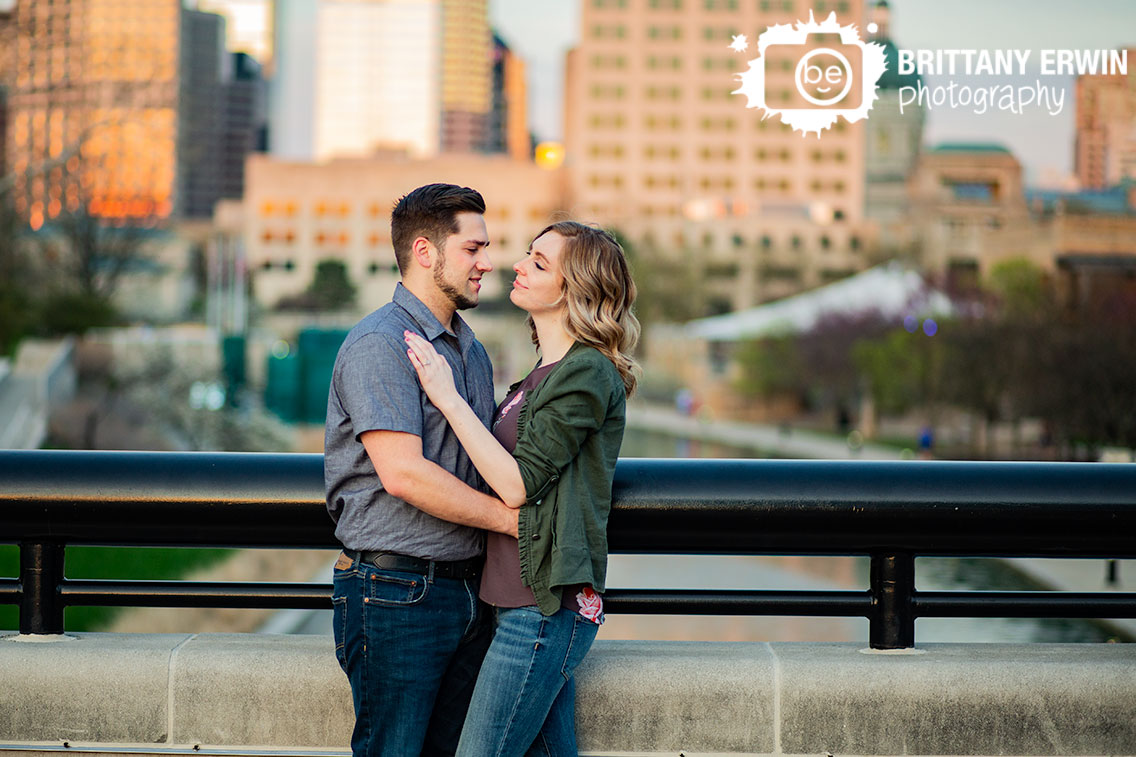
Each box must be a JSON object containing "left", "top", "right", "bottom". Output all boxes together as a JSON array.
[{"left": 681, "top": 262, "right": 953, "bottom": 342}]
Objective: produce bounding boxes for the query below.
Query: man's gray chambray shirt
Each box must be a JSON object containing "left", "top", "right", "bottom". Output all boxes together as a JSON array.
[{"left": 324, "top": 283, "right": 495, "bottom": 561}]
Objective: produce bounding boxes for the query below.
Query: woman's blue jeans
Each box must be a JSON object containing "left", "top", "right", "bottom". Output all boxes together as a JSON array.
[{"left": 456, "top": 606, "right": 599, "bottom": 757}]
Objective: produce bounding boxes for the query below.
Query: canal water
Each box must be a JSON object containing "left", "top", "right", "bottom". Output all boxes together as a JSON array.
[{"left": 600, "top": 428, "right": 1123, "bottom": 644}]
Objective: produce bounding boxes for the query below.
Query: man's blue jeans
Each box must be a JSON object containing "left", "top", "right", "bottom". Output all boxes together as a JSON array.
[
  {"left": 332, "top": 556, "right": 491, "bottom": 757},
  {"left": 456, "top": 606, "right": 600, "bottom": 757}
]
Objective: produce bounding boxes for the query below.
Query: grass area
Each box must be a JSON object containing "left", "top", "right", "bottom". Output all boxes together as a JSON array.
[{"left": 0, "top": 545, "right": 235, "bottom": 632}]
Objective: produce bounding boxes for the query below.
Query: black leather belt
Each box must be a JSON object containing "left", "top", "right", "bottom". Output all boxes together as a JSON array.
[{"left": 344, "top": 549, "right": 482, "bottom": 580}]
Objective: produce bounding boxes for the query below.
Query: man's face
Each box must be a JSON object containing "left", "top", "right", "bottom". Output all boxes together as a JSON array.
[{"left": 432, "top": 211, "right": 491, "bottom": 311}]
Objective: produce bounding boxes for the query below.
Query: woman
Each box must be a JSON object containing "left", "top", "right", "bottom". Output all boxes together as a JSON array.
[{"left": 403, "top": 220, "right": 639, "bottom": 756}]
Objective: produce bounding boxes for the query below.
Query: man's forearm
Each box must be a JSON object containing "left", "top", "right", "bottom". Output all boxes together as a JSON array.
[{"left": 395, "top": 457, "right": 519, "bottom": 537}]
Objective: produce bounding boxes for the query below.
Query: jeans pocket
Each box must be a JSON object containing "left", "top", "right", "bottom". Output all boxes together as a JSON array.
[
  {"left": 366, "top": 570, "right": 430, "bottom": 607},
  {"left": 560, "top": 613, "right": 598, "bottom": 682},
  {"left": 331, "top": 594, "right": 348, "bottom": 671}
]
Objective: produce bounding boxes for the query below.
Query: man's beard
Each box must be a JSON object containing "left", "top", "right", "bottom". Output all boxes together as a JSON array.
[{"left": 433, "top": 253, "right": 477, "bottom": 311}]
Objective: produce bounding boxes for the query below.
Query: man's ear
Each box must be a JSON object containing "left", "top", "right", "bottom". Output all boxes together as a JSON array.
[{"left": 411, "top": 236, "right": 436, "bottom": 270}]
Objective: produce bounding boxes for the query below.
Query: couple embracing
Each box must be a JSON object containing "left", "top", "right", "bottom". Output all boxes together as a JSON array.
[{"left": 324, "top": 182, "right": 639, "bottom": 756}]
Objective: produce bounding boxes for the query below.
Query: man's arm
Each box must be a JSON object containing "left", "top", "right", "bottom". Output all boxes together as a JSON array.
[{"left": 361, "top": 429, "right": 519, "bottom": 538}]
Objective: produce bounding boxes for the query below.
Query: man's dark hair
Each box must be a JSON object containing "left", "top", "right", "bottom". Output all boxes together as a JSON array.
[{"left": 390, "top": 183, "right": 486, "bottom": 275}]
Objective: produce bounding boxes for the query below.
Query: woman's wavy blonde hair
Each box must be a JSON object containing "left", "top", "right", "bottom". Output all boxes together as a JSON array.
[{"left": 526, "top": 221, "right": 640, "bottom": 396}]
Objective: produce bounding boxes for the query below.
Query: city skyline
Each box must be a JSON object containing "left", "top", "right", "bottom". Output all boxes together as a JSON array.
[{"left": 490, "top": 0, "right": 1136, "bottom": 187}]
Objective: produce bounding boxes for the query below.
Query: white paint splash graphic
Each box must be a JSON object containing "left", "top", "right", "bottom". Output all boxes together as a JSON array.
[{"left": 732, "top": 11, "right": 888, "bottom": 138}]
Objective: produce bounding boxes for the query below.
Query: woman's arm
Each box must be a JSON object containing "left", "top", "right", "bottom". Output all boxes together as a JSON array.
[{"left": 404, "top": 331, "right": 527, "bottom": 508}]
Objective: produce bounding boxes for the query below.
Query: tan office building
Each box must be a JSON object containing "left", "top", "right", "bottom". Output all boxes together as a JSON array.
[
  {"left": 1074, "top": 48, "right": 1136, "bottom": 190},
  {"left": 231, "top": 152, "right": 567, "bottom": 312},
  {"left": 564, "top": 0, "right": 874, "bottom": 312}
]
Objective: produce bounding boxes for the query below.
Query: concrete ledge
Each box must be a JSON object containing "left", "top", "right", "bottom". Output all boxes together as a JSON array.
[{"left": 1, "top": 633, "right": 1134, "bottom": 756}]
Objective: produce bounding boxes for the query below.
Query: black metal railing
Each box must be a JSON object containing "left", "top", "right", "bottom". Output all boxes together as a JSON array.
[{"left": 2, "top": 450, "right": 1135, "bottom": 649}]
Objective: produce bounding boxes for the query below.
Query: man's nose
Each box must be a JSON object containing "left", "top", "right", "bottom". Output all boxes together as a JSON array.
[{"left": 475, "top": 248, "right": 493, "bottom": 272}]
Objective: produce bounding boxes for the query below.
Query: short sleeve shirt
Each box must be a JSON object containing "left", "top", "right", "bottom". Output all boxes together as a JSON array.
[{"left": 324, "top": 283, "right": 495, "bottom": 561}]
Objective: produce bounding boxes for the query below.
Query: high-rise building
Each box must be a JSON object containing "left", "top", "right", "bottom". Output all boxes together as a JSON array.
[
  {"left": 271, "top": 0, "right": 441, "bottom": 161},
  {"left": 1075, "top": 49, "right": 1136, "bottom": 190},
  {"left": 180, "top": 10, "right": 226, "bottom": 219},
  {"left": 486, "top": 33, "right": 531, "bottom": 160},
  {"left": 197, "top": 0, "right": 273, "bottom": 63},
  {"left": 270, "top": 0, "right": 496, "bottom": 161},
  {"left": 0, "top": 85, "right": 8, "bottom": 182},
  {"left": 564, "top": 0, "right": 874, "bottom": 311},
  {"left": 440, "top": 0, "right": 491, "bottom": 153},
  {"left": 0, "top": 1, "right": 258, "bottom": 224},
  {"left": 863, "top": 0, "right": 924, "bottom": 237},
  {"left": 220, "top": 52, "right": 268, "bottom": 201},
  {"left": 1, "top": 0, "right": 182, "bottom": 226}
]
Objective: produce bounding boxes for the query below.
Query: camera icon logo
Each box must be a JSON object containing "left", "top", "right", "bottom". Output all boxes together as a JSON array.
[{"left": 733, "top": 11, "right": 887, "bottom": 137}]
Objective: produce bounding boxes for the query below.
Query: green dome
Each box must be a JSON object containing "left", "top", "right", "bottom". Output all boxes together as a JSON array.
[
  {"left": 875, "top": 38, "right": 922, "bottom": 91},
  {"left": 930, "top": 142, "right": 1013, "bottom": 154}
]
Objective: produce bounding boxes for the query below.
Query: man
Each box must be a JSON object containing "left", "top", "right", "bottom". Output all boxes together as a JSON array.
[{"left": 324, "top": 183, "right": 518, "bottom": 756}]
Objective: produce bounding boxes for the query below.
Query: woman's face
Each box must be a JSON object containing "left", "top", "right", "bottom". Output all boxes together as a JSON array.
[{"left": 511, "top": 231, "right": 566, "bottom": 315}]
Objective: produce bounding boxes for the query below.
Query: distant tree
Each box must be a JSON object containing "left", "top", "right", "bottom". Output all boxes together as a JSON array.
[
  {"left": 986, "top": 258, "right": 1050, "bottom": 320},
  {"left": 734, "top": 333, "right": 803, "bottom": 399},
  {"left": 45, "top": 204, "right": 153, "bottom": 304},
  {"left": 0, "top": 192, "right": 33, "bottom": 355},
  {"left": 851, "top": 328, "right": 939, "bottom": 416},
  {"left": 277, "top": 259, "right": 357, "bottom": 312},
  {"left": 794, "top": 309, "right": 895, "bottom": 417},
  {"left": 1023, "top": 293, "right": 1136, "bottom": 453},
  {"left": 614, "top": 229, "right": 706, "bottom": 334}
]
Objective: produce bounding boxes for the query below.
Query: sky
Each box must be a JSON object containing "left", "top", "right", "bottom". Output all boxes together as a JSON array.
[{"left": 488, "top": 0, "right": 1136, "bottom": 188}]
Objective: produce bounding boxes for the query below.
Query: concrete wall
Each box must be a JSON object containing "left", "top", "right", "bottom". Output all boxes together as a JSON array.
[
  {"left": 1, "top": 633, "right": 1133, "bottom": 756},
  {"left": 0, "top": 338, "right": 76, "bottom": 450}
]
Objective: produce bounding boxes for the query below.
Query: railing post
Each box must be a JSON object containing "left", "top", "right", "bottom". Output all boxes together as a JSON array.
[
  {"left": 19, "top": 541, "right": 66, "bottom": 635},
  {"left": 869, "top": 552, "right": 915, "bottom": 650}
]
